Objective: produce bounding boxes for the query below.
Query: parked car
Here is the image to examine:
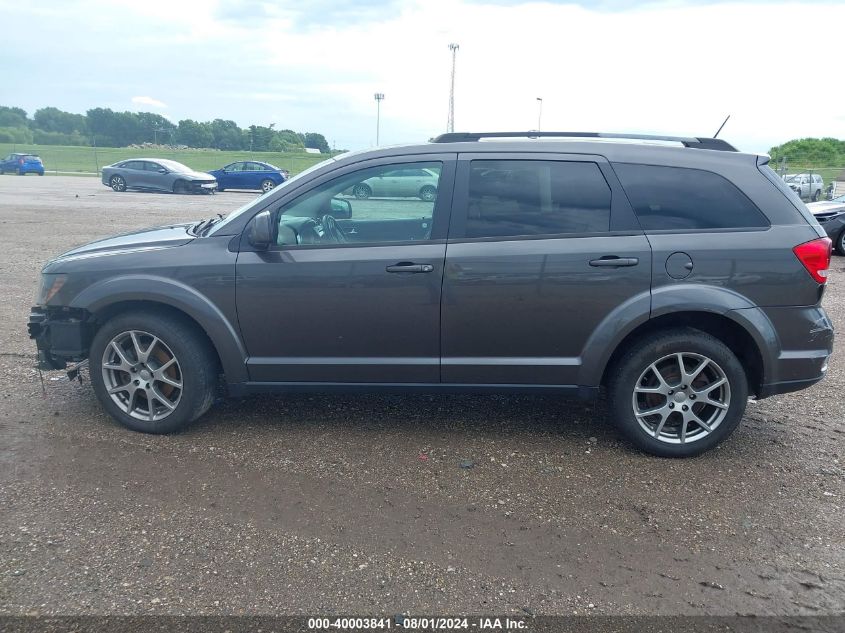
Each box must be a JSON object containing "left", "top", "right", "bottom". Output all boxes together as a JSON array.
[
  {"left": 208, "top": 161, "right": 287, "bottom": 193},
  {"left": 29, "top": 131, "right": 834, "bottom": 458},
  {"left": 783, "top": 173, "right": 824, "bottom": 201},
  {"left": 808, "top": 193, "right": 845, "bottom": 254},
  {"left": 101, "top": 159, "right": 217, "bottom": 194},
  {"left": 347, "top": 166, "right": 439, "bottom": 201},
  {"left": 0, "top": 153, "right": 44, "bottom": 175}
]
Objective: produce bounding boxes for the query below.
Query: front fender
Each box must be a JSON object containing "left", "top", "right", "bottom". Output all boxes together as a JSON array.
[{"left": 70, "top": 275, "right": 248, "bottom": 384}]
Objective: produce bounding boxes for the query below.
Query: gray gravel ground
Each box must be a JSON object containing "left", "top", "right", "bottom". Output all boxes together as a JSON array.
[{"left": 0, "top": 176, "right": 843, "bottom": 617}]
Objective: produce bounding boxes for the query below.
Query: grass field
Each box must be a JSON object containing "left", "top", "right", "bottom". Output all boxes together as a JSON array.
[{"left": 0, "top": 143, "right": 335, "bottom": 176}]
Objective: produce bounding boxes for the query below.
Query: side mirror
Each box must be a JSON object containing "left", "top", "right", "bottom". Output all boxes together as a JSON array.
[
  {"left": 328, "top": 197, "right": 352, "bottom": 219},
  {"left": 158, "top": 168, "right": 167, "bottom": 174},
  {"left": 246, "top": 210, "right": 273, "bottom": 249}
]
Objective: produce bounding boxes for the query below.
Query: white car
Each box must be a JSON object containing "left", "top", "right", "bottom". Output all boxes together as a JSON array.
[{"left": 783, "top": 173, "right": 824, "bottom": 201}]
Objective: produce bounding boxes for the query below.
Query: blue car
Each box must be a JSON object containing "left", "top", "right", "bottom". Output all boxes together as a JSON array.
[
  {"left": 1, "top": 153, "right": 45, "bottom": 175},
  {"left": 207, "top": 161, "right": 287, "bottom": 193}
]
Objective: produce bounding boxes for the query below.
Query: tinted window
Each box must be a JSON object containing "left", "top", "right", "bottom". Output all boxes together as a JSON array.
[
  {"left": 144, "top": 162, "right": 163, "bottom": 171},
  {"left": 614, "top": 163, "right": 769, "bottom": 231},
  {"left": 121, "top": 161, "right": 143, "bottom": 170},
  {"left": 465, "top": 160, "right": 611, "bottom": 238}
]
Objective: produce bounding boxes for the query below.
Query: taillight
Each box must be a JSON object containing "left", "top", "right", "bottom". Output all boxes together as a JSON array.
[{"left": 793, "top": 237, "right": 832, "bottom": 284}]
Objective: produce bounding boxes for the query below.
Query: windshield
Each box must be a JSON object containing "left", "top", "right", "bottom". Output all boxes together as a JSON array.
[
  {"left": 832, "top": 194, "right": 845, "bottom": 203},
  {"left": 157, "top": 159, "right": 192, "bottom": 173},
  {"left": 207, "top": 156, "right": 337, "bottom": 235}
]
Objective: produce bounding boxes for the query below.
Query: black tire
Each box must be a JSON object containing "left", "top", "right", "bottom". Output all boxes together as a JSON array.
[
  {"left": 607, "top": 327, "right": 748, "bottom": 457},
  {"left": 353, "top": 183, "right": 371, "bottom": 199},
  {"left": 836, "top": 229, "right": 845, "bottom": 256},
  {"left": 89, "top": 310, "right": 218, "bottom": 434},
  {"left": 812, "top": 189, "right": 821, "bottom": 202},
  {"left": 419, "top": 185, "right": 437, "bottom": 201},
  {"left": 260, "top": 178, "right": 276, "bottom": 193},
  {"left": 110, "top": 175, "right": 126, "bottom": 192}
]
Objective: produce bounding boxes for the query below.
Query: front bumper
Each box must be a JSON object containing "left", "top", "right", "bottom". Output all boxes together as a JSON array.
[{"left": 28, "top": 306, "right": 94, "bottom": 370}]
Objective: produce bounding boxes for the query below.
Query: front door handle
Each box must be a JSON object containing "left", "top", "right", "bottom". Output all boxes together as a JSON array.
[
  {"left": 386, "top": 262, "right": 434, "bottom": 273},
  {"left": 589, "top": 256, "right": 639, "bottom": 267}
]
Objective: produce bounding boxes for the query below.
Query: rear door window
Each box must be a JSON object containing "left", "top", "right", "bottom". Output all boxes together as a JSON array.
[
  {"left": 461, "top": 160, "right": 612, "bottom": 239},
  {"left": 613, "top": 163, "right": 769, "bottom": 231}
]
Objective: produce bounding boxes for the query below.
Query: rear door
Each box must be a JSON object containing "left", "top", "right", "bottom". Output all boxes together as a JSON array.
[{"left": 441, "top": 152, "right": 652, "bottom": 386}]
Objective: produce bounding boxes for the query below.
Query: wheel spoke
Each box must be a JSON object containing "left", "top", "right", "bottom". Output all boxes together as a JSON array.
[
  {"left": 691, "top": 410, "right": 713, "bottom": 432},
  {"left": 680, "top": 416, "right": 689, "bottom": 443},
  {"left": 107, "top": 341, "right": 133, "bottom": 371},
  {"left": 108, "top": 383, "right": 132, "bottom": 395},
  {"left": 151, "top": 386, "right": 176, "bottom": 411},
  {"left": 705, "top": 397, "right": 729, "bottom": 410},
  {"left": 647, "top": 363, "right": 672, "bottom": 393},
  {"left": 695, "top": 376, "right": 726, "bottom": 394},
  {"left": 689, "top": 358, "right": 710, "bottom": 383},
  {"left": 155, "top": 371, "right": 181, "bottom": 388}
]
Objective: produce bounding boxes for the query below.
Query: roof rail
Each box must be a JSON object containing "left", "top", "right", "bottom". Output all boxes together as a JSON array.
[{"left": 430, "top": 131, "right": 738, "bottom": 152}]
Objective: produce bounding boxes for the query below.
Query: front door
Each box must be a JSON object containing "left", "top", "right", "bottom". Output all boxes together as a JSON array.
[
  {"left": 441, "top": 153, "right": 652, "bottom": 386},
  {"left": 235, "top": 155, "right": 456, "bottom": 384}
]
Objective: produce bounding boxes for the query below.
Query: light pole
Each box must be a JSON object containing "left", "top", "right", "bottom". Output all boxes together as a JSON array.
[
  {"left": 447, "top": 43, "right": 459, "bottom": 132},
  {"left": 374, "top": 93, "right": 385, "bottom": 145},
  {"left": 536, "top": 97, "right": 543, "bottom": 132}
]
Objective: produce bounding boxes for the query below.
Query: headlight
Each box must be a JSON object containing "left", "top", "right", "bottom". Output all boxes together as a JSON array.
[{"left": 37, "top": 274, "right": 67, "bottom": 305}]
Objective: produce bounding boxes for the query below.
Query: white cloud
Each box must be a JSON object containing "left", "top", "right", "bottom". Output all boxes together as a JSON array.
[
  {"left": 131, "top": 95, "right": 167, "bottom": 109},
  {"left": 4, "top": 1, "right": 844, "bottom": 152}
]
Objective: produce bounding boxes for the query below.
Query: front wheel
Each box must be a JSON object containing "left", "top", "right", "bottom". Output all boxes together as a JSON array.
[
  {"left": 173, "top": 180, "right": 190, "bottom": 194},
  {"left": 607, "top": 328, "right": 748, "bottom": 457},
  {"left": 419, "top": 185, "right": 437, "bottom": 202},
  {"left": 89, "top": 311, "right": 218, "bottom": 434},
  {"left": 110, "top": 175, "right": 126, "bottom": 192}
]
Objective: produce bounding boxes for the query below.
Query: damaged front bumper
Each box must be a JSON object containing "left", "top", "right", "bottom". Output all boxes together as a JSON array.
[{"left": 28, "top": 306, "right": 94, "bottom": 370}]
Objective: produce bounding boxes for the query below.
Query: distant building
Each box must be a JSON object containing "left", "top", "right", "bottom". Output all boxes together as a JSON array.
[{"left": 304, "top": 148, "right": 321, "bottom": 154}]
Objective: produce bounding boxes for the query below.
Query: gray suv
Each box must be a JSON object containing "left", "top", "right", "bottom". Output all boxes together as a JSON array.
[{"left": 28, "top": 132, "right": 834, "bottom": 457}]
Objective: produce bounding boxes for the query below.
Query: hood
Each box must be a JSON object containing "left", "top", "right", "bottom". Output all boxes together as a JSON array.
[
  {"left": 47, "top": 223, "right": 195, "bottom": 265},
  {"left": 808, "top": 201, "right": 845, "bottom": 214},
  {"left": 179, "top": 170, "right": 216, "bottom": 181}
]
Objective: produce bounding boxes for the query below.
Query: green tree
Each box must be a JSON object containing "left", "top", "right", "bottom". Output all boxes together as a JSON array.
[
  {"left": 303, "top": 132, "right": 330, "bottom": 153},
  {"left": 33, "top": 107, "right": 88, "bottom": 135},
  {"left": 0, "top": 106, "right": 28, "bottom": 129},
  {"left": 177, "top": 119, "right": 213, "bottom": 148}
]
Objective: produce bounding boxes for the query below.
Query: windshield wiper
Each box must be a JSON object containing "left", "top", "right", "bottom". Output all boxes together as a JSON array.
[{"left": 192, "top": 214, "right": 225, "bottom": 236}]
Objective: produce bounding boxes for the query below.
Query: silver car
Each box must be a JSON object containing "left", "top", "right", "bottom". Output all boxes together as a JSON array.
[
  {"left": 348, "top": 166, "right": 438, "bottom": 201},
  {"left": 101, "top": 159, "right": 218, "bottom": 194}
]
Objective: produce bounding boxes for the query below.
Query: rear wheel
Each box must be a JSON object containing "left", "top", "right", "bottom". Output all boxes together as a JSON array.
[
  {"left": 260, "top": 178, "right": 276, "bottom": 193},
  {"left": 836, "top": 229, "right": 845, "bottom": 256},
  {"left": 813, "top": 189, "right": 821, "bottom": 202},
  {"left": 110, "top": 175, "right": 126, "bottom": 191},
  {"left": 607, "top": 328, "right": 748, "bottom": 457},
  {"left": 90, "top": 311, "right": 217, "bottom": 434},
  {"left": 353, "top": 184, "right": 371, "bottom": 199}
]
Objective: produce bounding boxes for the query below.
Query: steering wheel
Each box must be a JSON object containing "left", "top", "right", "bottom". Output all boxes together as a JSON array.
[{"left": 320, "top": 214, "right": 348, "bottom": 243}]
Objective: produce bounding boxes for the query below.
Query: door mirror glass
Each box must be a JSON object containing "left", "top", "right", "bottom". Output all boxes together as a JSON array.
[
  {"left": 328, "top": 197, "right": 352, "bottom": 219},
  {"left": 158, "top": 168, "right": 168, "bottom": 174},
  {"left": 247, "top": 210, "right": 273, "bottom": 249}
]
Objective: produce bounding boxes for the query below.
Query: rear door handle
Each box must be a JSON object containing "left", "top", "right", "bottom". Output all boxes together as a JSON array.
[
  {"left": 589, "top": 256, "right": 639, "bottom": 267},
  {"left": 386, "top": 262, "right": 434, "bottom": 273}
]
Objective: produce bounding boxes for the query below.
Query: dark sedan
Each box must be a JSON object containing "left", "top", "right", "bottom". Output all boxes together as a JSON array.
[
  {"left": 208, "top": 161, "right": 286, "bottom": 193},
  {"left": 101, "top": 159, "right": 217, "bottom": 194},
  {"left": 808, "top": 194, "right": 845, "bottom": 255}
]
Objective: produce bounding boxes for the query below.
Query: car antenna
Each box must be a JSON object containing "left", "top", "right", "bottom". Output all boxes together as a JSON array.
[{"left": 714, "top": 114, "right": 731, "bottom": 138}]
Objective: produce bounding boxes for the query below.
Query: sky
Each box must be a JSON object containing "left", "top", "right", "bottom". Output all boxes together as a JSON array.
[{"left": 1, "top": 0, "right": 843, "bottom": 154}]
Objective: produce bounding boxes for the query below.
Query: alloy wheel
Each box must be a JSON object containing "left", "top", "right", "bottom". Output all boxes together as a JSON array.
[
  {"left": 101, "top": 330, "right": 183, "bottom": 422},
  {"left": 631, "top": 352, "right": 731, "bottom": 444},
  {"left": 261, "top": 179, "right": 275, "bottom": 193}
]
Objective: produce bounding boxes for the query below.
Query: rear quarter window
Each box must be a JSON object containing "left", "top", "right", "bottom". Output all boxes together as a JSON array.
[{"left": 613, "top": 163, "right": 769, "bottom": 231}]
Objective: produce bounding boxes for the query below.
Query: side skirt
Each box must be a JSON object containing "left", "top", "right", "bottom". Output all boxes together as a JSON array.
[{"left": 226, "top": 382, "right": 598, "bottom": 399}]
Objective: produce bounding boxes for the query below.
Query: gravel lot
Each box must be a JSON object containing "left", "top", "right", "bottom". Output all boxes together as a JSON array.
[{"left": 0, "top": 176, "right": 843, "bottom": 617}]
